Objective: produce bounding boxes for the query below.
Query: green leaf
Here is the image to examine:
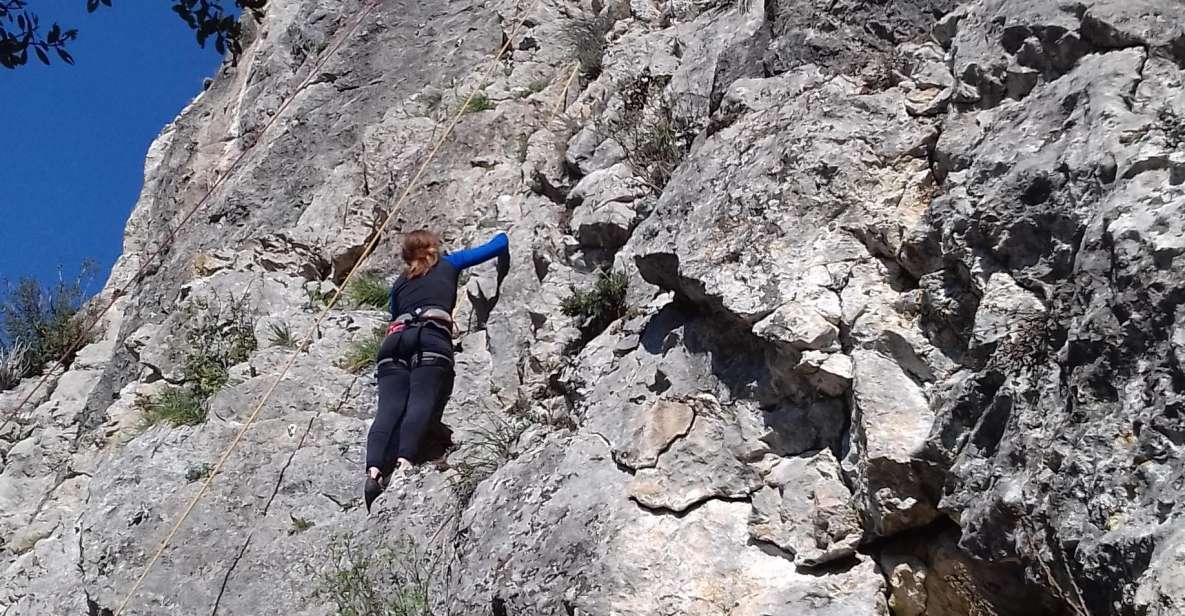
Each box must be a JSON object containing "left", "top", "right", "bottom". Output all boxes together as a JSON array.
[
  {"left": 34, "top": 46, "right": 47, "bottom": 64},
  {"left": 56, "top": 47, "right": 73, "bottom": 65}
]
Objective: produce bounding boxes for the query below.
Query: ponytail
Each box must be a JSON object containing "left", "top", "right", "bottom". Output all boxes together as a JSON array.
[{"left": 401, "top": 230, "right": 440, "bottom": 278}]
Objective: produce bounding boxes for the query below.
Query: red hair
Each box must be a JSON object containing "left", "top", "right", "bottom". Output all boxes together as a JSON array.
[{"left": 402, "top": 230, "right": 440, "bottom": 278}]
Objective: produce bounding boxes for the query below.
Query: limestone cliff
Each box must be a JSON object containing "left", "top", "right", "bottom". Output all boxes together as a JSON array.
[{"left": 2, "top": 0, "right": 1183, "bottom": 614}]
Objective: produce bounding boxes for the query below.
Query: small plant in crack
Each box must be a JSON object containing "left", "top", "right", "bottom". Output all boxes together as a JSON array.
[
  {"left": 460, "top": 91, "right": 496, "bottom": 115},
  {"left": 560, "top": 269, "right": 629, "bottom": 352},
  {"left": 137, "top": 294, "right": 257, "bottom": 428},
  {"left": 139, "top": 387, "right": 206, "bottom": 428},
  {"left": 267, "top": 321, "right": 299, "bottom": 349},
  {"left": 337, "top": 326, "right": 385, "bottom": 374},
  {"left": 559, "top": 14, "right": 610, "bottom": 79},
  {"left": 313, "top": 531, "right": 450, "bottom": 616},
  {"left": 289, "top": 514, "right": 315, "bottom": 535},
  {"left": 346, "top": 272, "right": 390, "bottom": 310},
  {"left": 447, "top": 412, "right": 527, "bottom": 510},
  {"left": 185, "top": 462, "right": 213, "bottom": 482},
  {"left": 604, "top": 71, "right": 696, "bottom": 191},
  {"left": 1159, "top": 107, "right": 1185, "bottom": 150}
]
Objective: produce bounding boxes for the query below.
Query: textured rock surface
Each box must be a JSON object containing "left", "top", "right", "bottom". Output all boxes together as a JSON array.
[{"left": 2, "top": 0, "right": 1183, "bottom": 614}]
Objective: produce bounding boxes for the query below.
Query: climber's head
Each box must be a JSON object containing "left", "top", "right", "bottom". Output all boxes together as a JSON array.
[{"left": 402, "top": 229, "right": 441, "bottom": 278}]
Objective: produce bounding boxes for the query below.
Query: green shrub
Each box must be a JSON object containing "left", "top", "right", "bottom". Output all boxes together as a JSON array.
[
  {"left": 346, "top": 273, "right": 389, "bottom": 309},
  {"left": 561, "top": 269, "right": 629, "bottom": 342},
  {"left": 315, "top": 532, "right": 443, "bottom": 616},
  {"left": 182, "top": 295, "right": 257, "bottom": 399},
  {"left": 138, "top": 386, "right": 206, "bottom": 427},
  {"left": 461, "top": 91, "right": 496, "bottom": 115},
  {"left": 137, "top": 295, "right": 258, "bottom": 428},
  {"left": 338, "top": 327, "right": 385, "bottom": 373},
  {"left": 0, "top": 262, "right": 95, "bottom": 376}
]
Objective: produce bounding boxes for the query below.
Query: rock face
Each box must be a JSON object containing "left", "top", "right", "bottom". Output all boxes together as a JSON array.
[{"left": 2, "top": 0, "right": 1183, "bottom": 614}]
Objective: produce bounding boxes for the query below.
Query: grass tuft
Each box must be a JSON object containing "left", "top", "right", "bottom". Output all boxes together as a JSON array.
[
  {"left": 461, "top": 91, "right": 496, "bottom": 115},
  {"left": 561, "top": 269, "right": 629, "bottom": 348},
  {"left": 448, "top": 412, "right": 526, "bottom": 509},
  {"left": 267, "top": 321, "right": 298, "bottom": 349},
  {"left": 346, "top": 273, "right": 389, "bottom": 310},
  {"left": 138, "top": 386, "right": 206, "bottom": 427},
  {"left": 338, "top": 327, "right": 385, "bottom": 373}
]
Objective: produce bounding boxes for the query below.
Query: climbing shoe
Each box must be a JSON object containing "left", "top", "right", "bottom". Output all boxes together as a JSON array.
[{"left": 364, "top": 474, "right": 387, "bottom": 513}]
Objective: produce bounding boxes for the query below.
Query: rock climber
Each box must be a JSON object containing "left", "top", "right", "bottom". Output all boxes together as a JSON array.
[{"left": 364, "top": 228, "right": 510, "bottom": 512}]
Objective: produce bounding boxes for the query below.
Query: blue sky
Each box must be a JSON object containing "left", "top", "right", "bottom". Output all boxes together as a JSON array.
[{"left": 0, "top": 2, "right": 228, "bottom": 295}]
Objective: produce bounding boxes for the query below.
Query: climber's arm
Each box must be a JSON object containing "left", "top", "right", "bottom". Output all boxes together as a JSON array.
[{"left": 443, "top": 232, "right": 510, "bottom": 271}]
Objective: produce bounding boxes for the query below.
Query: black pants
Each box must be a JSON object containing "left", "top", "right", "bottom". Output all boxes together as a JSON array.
[{"left": 365, "top": 326, "right": 455, "bottom": 473}]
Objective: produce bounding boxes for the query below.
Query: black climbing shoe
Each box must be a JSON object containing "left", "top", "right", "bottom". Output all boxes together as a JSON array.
[{"left": 364, "top": 475, "right": 386, "bottom": 513}]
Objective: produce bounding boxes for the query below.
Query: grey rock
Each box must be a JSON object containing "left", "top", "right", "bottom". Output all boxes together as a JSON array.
[
  {"left": 846, "top": 349, "right": 939, "bottom": 537},
  {"left": 795, "top": 350, "right": 854, "bottom": 397},
  {"left": 611, "top": 398, "right": 695, "bottom": 470},
  {"left": 628, "top": 395, "right": 763, "bottom": 512},
  {"left": 748, "top": 449, "right": 862, "bottom": 566}
]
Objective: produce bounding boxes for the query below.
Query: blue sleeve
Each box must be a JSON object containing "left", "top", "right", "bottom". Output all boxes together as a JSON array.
[
  {"left": 443, "top": 232, "right": 509, "bottom": 270},
  {"left": 389, "top": 285, "right": 398, "bottom": 319}
]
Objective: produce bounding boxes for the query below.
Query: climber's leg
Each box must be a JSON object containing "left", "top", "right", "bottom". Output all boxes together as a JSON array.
[
  {"left": 366, "top": 359, "right": 411, "bottom": 476},
  {"left": 395, "top": 361, "right": 452, "bottom": 464},
  {"left": 430, "top": 366, "right": 455, "bottom": 427}
]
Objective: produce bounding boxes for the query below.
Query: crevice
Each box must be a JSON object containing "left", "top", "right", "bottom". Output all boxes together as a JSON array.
[
  {"left": 208, "top": 376, "right": 358, "bottom": 615},
  {"left": 631, "top": 492, "right": 755, "bottom": 519}
]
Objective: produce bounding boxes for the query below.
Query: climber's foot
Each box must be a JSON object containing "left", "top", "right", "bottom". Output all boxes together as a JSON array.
[
  {"left": 395, "top": 458, "right": 414, "bottom": 475},
  {"left": 364, "top": 467, "right": 386, "bottom": 513}
]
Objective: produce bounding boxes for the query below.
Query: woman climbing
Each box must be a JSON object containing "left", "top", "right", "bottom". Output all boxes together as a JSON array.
[{"left": 364, "top": 229, "right": 510, "bottom": 512}]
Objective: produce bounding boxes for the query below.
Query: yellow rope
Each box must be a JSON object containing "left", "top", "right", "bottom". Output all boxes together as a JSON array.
[
  {"left": 113, "top": 4, "right": 536, "bottom": 614},
  {"left": 548, "top": 62, "right": 581, "bottom": 125}
]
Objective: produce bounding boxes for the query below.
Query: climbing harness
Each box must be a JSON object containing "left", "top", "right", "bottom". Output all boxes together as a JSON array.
[
  {"left": 113, "top": 2, "right": 540, "bottom": 613},
  {"left": 387, "top": 306, "right": 456, "bottom": 338}
]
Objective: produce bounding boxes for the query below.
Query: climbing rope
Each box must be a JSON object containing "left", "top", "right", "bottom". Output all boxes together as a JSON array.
[
  {"left": 113, "top": 2, "right": 539, "bottom": 613},
  {"left": 2, "top": 2, "right": 379, "bottom": 427}
]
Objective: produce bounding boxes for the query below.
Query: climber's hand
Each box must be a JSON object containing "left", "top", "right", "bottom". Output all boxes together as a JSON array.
[{"left": 495, "top": 247, "right": 510, "bottom": 286}]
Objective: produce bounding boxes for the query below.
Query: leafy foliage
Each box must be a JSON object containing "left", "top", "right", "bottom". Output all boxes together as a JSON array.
[
  {"left": 0, "top": 262, "right": 95, "bottom": 377},
  {"left": 138, "top": 385, "right": 206, "bottom": 427},
  {"left": 315, "top": 532, "right": 447, "bottom": 616},
  {"left": 0, "top": 1, "right": 78, "bottom": 68},
  {"left": 560, "top": 269, "right": 629, "bottom": 347},
  {"left": 1, "top": 0, "right": 265, "bottom": 70},
  {"left": 136, "top": 294, "right": 257, "bottom": 427},
  {"left": 182, "top": 294, "right": 257, "bottom": 399},
  {"left": 346, "top": 272, "right": 390, "bottom": 309},
  {"left": 338, "top": 327, "right": 385, "bottom": 373}
]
